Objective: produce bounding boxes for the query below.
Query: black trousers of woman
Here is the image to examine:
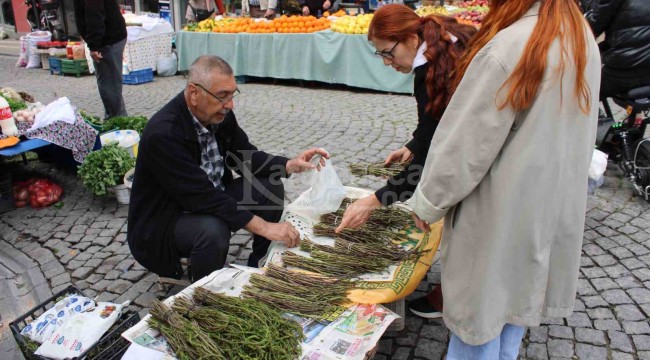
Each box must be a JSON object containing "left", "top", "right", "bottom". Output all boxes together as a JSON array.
[{"left": 173, "top": 176, "right": 284, "bottom": 281}]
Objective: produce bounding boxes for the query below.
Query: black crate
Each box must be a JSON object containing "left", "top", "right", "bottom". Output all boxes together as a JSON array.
[{"left": 9, "top": 285, "right": 140, "bottom": 360}]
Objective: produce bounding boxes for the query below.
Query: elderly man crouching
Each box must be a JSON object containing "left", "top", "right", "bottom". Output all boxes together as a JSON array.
[{"left": 127, "top": 55, "right": 327, "bottom": 281}]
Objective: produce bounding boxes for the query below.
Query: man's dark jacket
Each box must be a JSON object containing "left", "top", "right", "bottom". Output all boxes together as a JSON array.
[
  {"left": 127, "top": 92, "right": 289, "bottom": 277},
  {"left": 72, "top": 0, "right": 127, "bottom": 51},
  {"left": 375, "top": 63, "right": 440, "bottom": 206},
  {"left": 584, "top": 0, "right": 650, "bottom": 70}
]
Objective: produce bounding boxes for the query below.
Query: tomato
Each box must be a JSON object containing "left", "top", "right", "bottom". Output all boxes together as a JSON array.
[{"left": 15, "top": 201, "right": 27, "bottom": 208}]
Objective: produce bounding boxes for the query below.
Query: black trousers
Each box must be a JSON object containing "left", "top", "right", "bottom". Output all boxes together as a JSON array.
[
  {"left": 173, "top": 176, "right": 284, "bottom": 281},
  {"left": 94, "top": 39, "right": 127, "bottom": 119},
  {"left": 600, "top": 65, "right": 650, "bottom": 100}
]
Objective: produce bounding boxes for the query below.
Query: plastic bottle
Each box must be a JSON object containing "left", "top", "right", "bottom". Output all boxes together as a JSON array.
[
  {"left": 66, "top": 41, "right": 75, "bottom": 59},
  {"left": 0, "top": 97, "right": 18, "bottom": 136}
]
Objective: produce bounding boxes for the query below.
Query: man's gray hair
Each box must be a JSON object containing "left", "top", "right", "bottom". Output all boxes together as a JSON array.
[{"left": 188, "top": 55, "right": 233, "bottom": 88}]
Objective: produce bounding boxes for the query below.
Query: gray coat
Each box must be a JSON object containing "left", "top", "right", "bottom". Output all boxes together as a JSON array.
[{"left": 409, "top": 3, "right": 601, "bottom": 345}]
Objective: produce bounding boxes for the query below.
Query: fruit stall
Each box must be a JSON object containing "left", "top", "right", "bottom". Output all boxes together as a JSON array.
[{"left": 176, "top": 3, "right": 487, "bottom": 94}]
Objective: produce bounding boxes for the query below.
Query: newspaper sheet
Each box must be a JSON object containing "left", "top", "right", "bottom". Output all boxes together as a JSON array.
[{"left": 121, "top": 266, "right": 398, "bottom": 360}]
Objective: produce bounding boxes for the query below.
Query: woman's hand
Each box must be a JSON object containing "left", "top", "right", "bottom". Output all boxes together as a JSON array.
[
  {"left": 335, "top": 195, "right": 382, "bottom": 232},
  {"left": 384, "top": 146, "right": 413, "bottom": 166},
  {"left": 302, "top": 6, "right": 310, "bottom": 15},
  {"left": 412, "top": 212, "right": 431, "bottom": 233}
]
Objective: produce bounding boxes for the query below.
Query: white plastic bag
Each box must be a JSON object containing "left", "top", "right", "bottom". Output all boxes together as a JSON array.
[
  {"left": 20, "top": 294, "right": 95, "bottom": 344},
  {"left": 35, "top": 301, "right": 129, "bottom": 360},
  {"left": 286, "top": 154, "right": 347, "bottom": 221},
  {"left": 589, "top": 149, "right": 608, "bottom": 181},
  {"left": 16, "top": 36, "right": 28, "bottom": 67},
  {"left": 156, "top": 52, "right": 177, "bottom": 77},
  {"left": 26, "top": 31, "right": 51, "bottom": 69}
]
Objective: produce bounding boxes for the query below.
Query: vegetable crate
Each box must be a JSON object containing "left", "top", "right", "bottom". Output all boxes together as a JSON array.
[
  {"left": 0, "top": 171, "right": 13, "bottom": 213},
  {"left": 48, "top": 57, "right": 63, "bottom": 75},
  {"left": 9, "top": 285, "right": 141, "bottom": 360},
  {"left": 61, "top": 59, "right": 90, "bottom": 77},
  {"left": 122, "top": 68, "right": 153, "bottom": 85}
]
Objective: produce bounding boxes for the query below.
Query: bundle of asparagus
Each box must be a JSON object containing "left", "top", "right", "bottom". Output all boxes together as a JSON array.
[
  {"left": 313, "top": 223, "right": 406, "bottom": 245},
  {"left": 349, "top": 161, "right": 408, "bottom": 177},
  {"left": 172, "top": 294, "right": 302, "bottom": 360},
  {"left": 282, "top": 249, "right": 391, "bottom": 278},
  {"left": 148, "top": 300, "right": 226, "bottom": 360},
  {"left": 320, "top": 198, "right": 413, "bottom": 230}
]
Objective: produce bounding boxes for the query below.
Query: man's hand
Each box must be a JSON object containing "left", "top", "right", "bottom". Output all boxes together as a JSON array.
[
  {"left": 335, "top": 195, "right": 382, "bottom": 232},
  {"left": 412, "top": 212, "right": 431, "bottom": 233},
  {"left": 286, "top": 148, "right": 329, "bottom": 174},
  {"left": 245, "top": 216, "right": 301, "bottom": 248},
  {"left": 90, "top": 51, "right": 103, "bottom": 62},
  {"left": 384, "top": 146, "right": 413, "bottom": 166},
  {"left": 302, "top": 5, "right": 310, "bottom": 15},
  {"left": 323, "top": 0, "right": 331, "bottom": 10},
  {"left": 264, "top": 8, "right": 276, "bottom": 18}
]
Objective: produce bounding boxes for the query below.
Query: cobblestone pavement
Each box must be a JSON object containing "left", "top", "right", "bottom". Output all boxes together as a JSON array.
[{"left": 1, "top": 55, "right": 649, "bottom": 360}]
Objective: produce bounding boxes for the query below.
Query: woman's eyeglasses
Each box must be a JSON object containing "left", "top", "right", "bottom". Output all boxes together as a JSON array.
[{"left": 374, "top": 41, "right": 400, "bottom": 59}]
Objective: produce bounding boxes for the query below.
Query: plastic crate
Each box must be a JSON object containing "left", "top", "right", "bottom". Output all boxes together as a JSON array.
[
  {"left": 61, "top": 59, "right": 90, "bottom": 77},
  {"left": 0, "top": 171, "right": 13, "bottom": 213},
  {"left": 122, "top": 68, "right": 153, "bottom": 85},
  {"left": 9, "top": 285, "right": 141, "bottom": 360},
  {"left": 49, "top": 57, "right": 62, "bottom": 75},
  {"left": 40, "top": 54, "right": 50, "bottom": 70}
]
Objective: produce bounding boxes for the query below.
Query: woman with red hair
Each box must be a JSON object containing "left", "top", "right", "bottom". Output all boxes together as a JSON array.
[
  {"left": 335, "top": 3, "right": 475, "bottom": 273},
  {"left": 406, "top": 0, "right": 600, "bottom": 357}
]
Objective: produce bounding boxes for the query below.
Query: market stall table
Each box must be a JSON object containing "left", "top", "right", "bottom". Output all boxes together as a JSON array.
[{"left": 176, "top": 30, "right": 414, "bottom": 94}]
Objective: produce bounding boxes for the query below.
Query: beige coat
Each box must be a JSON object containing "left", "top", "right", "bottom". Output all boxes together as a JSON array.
[{"left": 409, "top": 3, "right": 601, "bottom": 345}]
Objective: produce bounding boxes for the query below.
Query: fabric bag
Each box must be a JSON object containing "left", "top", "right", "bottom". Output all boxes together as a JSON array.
[{"left": 190, "top": 3, "right": 215, "bottom": 21}]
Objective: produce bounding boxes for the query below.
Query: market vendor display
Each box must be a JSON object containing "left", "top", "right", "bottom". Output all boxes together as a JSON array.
[{"left": 127, "top": 55, "right": 328, "bottom": 282}]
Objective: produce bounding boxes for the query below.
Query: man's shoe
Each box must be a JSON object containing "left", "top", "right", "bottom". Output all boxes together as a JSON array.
[{"left": 409, "top": 295, "right": 443, "bottom": 319}]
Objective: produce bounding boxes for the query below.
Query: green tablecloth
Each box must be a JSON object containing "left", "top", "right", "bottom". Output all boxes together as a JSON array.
[{"left": 176, "top": 30, "right": 414, "bottom": 94}]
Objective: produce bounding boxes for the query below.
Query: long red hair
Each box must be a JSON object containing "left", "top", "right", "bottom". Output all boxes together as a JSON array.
[
  {"left": 368, "top": 5, "right": 477, "bottom": 118},
  {"left": 453, "top": 0, "right": 592, "bottom": 113}
]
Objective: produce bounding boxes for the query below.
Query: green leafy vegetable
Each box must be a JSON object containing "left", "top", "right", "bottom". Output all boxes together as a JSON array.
[
  {"left": 78, "top": 143, "right": 135, "bottom": 196},
  {"left": 102, "top": 116, "right": 149, "bottom": 134}
]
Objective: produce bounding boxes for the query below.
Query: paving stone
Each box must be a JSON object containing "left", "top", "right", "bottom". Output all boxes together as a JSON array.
[
  {"left": 72, "top": 242, "right": 92, "bottom": 251},
  {"left": 581, "top": 257, "right": 595, "bottom": 267},
  {"left": 591, "top": 254, "right": 617, "bottom": 267},
  {"left": 633, "top": 335, "right": 650, "bottom": 351},
  {"left": 587, "top": 308, "right": 615, "bottom": 319},
  {"left": 592, "top": 277, "right": 620, "bottom": 291},
  {"left": 391, "top": 347, "right": 411, "bottom": 360},
  {"left": 547, "top": 339, "right": 573, "bottom": 358},
  {"left": 566, "top": 312, "right": 592, "bottom": 328},
  {"left": 85, "top": 274, "right": 104, "bottom": 284},
  {"left": 92, "top": 252, "right": 112, "bottom": 260},
  {"left": 531, "top": 325, "right": 556, "bottom": 340},
  {"left": 574, "top": 299, "right": 586, "bottom": 312},
  {"left": 582, "top": 267, "right": 607, "bottom": 279},
  {"left": 50, "top": 272, "right": 71, "bottom": 287},
  {"left": 626, "top": 243, "right": 650, "bottom": 256},
  {"left": 611, "top": 351, "right": 635, "bottom": 360},
  {"left": 405, "top": 316, "right": 423, "bottom": 333},
  {"left": 577, "top": 279, "right": 597, "bottom": 296},
  {"left": 605, "top": 265, "right": 632, "bottom": 279},
  {"left": 612, "top": 234, "right": 634, "bottom": 246},
  {"left": 548, "top": 326, "right": 573, "bottom": 340},
  {"left": 609, "top": 331, "right": 634, "bottom": 353},
  {"left": 616, "top": 276, "right": 643, "bottom": 289},
  {"left": 574, "top": 328, "right": 606, "bottom": 345},
  {"left": 642, "top": 304, "right": 650, "bottom": 317},
  {"left": 395, "top": 332, "right": 417, "bottom": 347},
  {"left": 618, "top": 225, "right": 639, "bottom": 235},
  {"left": 640, "top": 351, "right": 650, "bottom": 360},
  {"left": 43, "top": 265, "right": 65, "bottom": 279},
  {"left": 594, "top": 237, "right": 618, "bottom": 250},
  {"left": 602, "top": 289, "right": 634, "bottom": 305},
  {"left": 574, "top": 343, "right": 607, "bottom": 360},
  {"left": 104, "top": 270, "right": 121, "bottom": 280},
  {"left": 120, "top": 270, "right": 146, "bottom": 282},
  {"left": 622, "top": 321, "right": 650, "bottom": 335},
  {"left": 377, "top": 339, "right": 392, "bottom": 355},
  {"left": 66, "top": 259, "right": 85, "bottom": 270},
  {"left": 610, "top": 247, "right": 635, "bottom": 260},
  {"left": 91, "top": 280, "right": 112, "bottom": 292},
  {"left": 414, "top": 339, "right": 445, "bottom": 359},
  {"left": 96, "top": 292, "right": 119, "bottom": 302},
  {"left": 74, "top": 252, "right": 92, "bottom": 262},
  {"left": 614, "top": 304, "right": 646, "bottom": 321},
  {"left": 583, "top": 244, "right": 606, "bottom": 256},
  {"left": 540, "top": 316, "right": 564, "bottom": 325},
  {"left": 588, "top": 210, "right": 610, "bottom": 221},
  {"left": 99, "top": 228, "right": 119, "bottom": 238},
  {"left": 622, "top": 258, "right": 645, "bottom": 270},
  {"left": 70, "top": 225, "right": 87, "bottom": 234},
  {"left": 626, "top": 288, "right": 650, "bottom": 304},
  {"left": 420, "top": 325, "right": 448, "bottom": 342},
  {"left": 103, "top": 255, "right": 128, "bottom": 267},
  {"left": 526, "top": 343, "right": 548, "bottom": 360},
  {"left": 630, "top": 217, "right": 650, "bottom": 228},
  {"left": 84, "top": 258, "right": 103, "bottom": 268},
  {"left": 92, "top": 237, "right": 113, "bottom": 247},
  {"left": 95, "top": 265, "right": 113, "bottom": 274},
  {"left": 631, "top": 231, "right": 650, "bottom": 242},
  {"left": 632, "top": 268, "right": 650, "bottom": 282},
  {"left": 106, "top": 279, "right": 133, "bottom": 294},
  {"left": 71, "top": 267, "right": 93, "bottom": 279},
  {"left": 594, "top": 319, "right": 622, "bottom": 331},
  {"left": 64, "top": 233, "right": 84, "bottom": 244}
]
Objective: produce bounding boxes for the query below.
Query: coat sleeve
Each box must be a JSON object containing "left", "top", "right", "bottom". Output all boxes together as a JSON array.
[
  {"left": 83, "top": 0, "right": 106, "bottom": 51},
  {"left": 409, "top": 52, "right": 516, "bottom": 224},
  {"left": 147, "top": 132, "right": 254, "bottom": 232},
  {"left": 584, "top": 0, "right": 624, "bottom": 37}
]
